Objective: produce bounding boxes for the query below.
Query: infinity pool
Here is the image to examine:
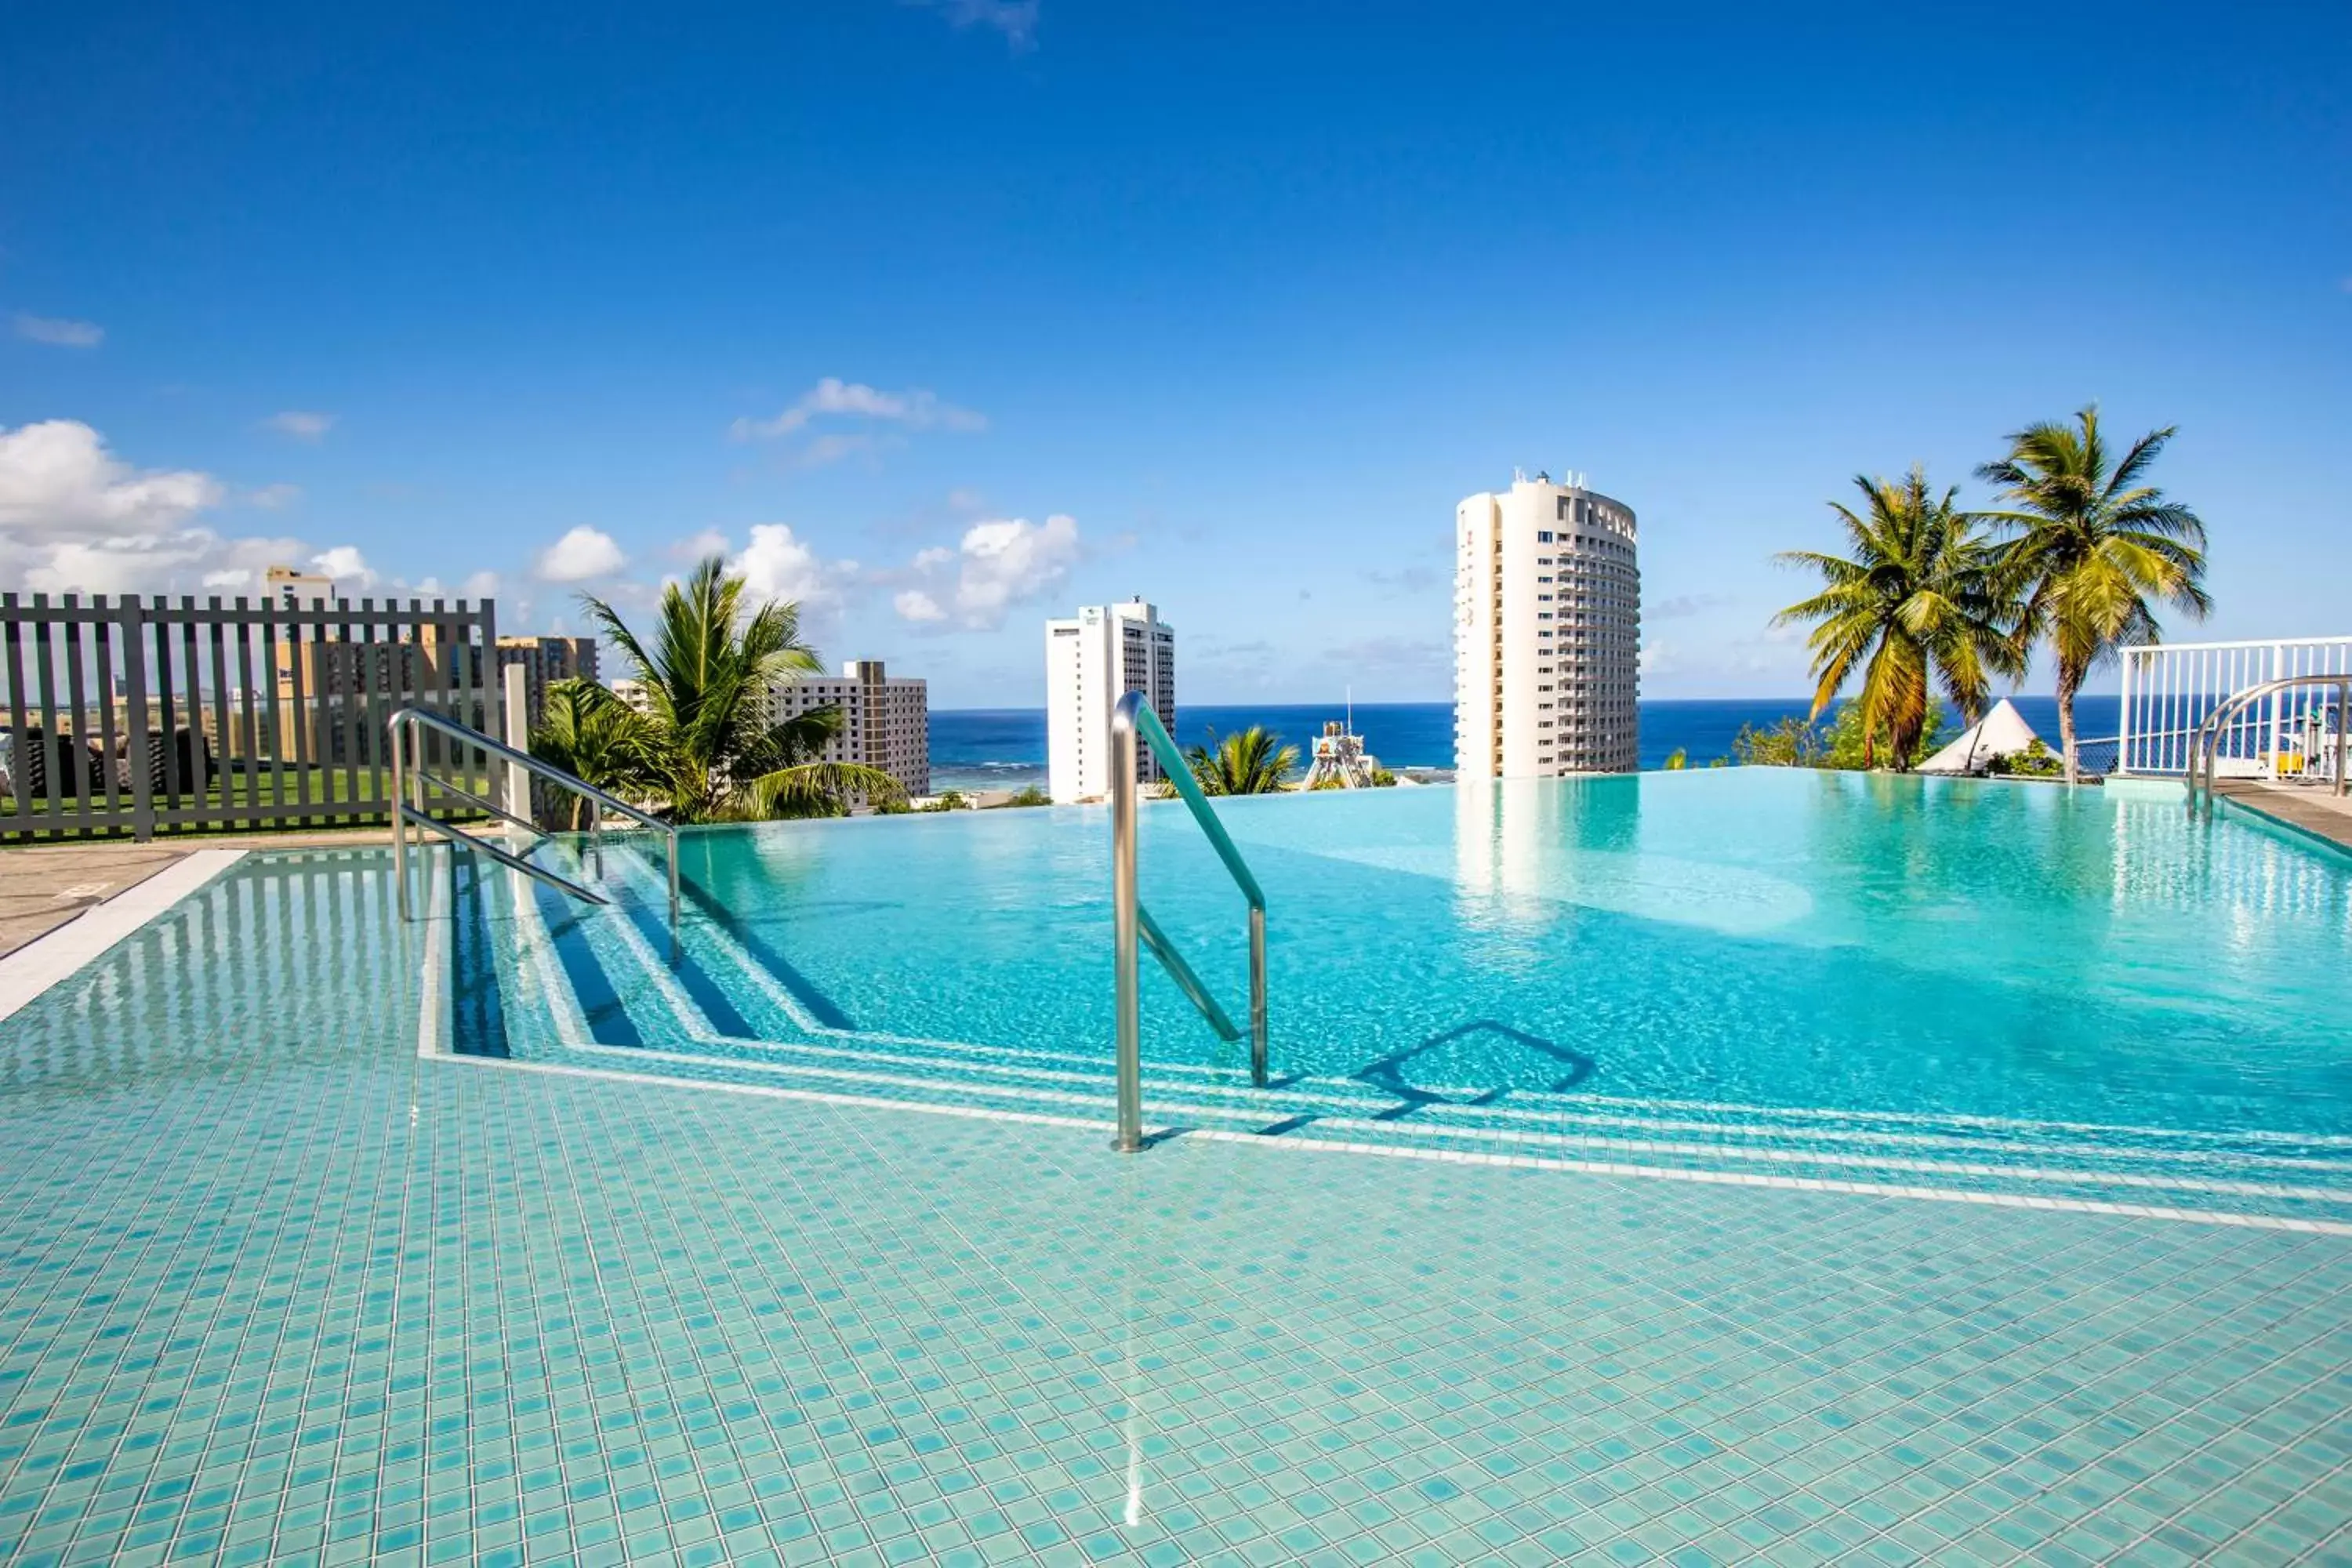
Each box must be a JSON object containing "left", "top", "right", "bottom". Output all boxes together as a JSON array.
[
  {"left": 2, "top": 772, "right": 2348, "bottom": 1566},
  {"left": 461, "top": 769, "right": 2352, "bottom": 1137}
]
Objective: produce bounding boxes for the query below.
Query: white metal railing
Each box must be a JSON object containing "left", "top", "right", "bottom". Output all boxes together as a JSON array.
[
  {"left": 2186, "top": 675, "right": 2352, "bottom": 816},
  {"left": 2119, "top": 637, "right": 2352, "bottom": 777}
]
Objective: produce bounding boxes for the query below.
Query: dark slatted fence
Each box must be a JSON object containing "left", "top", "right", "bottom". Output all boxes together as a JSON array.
[{"left": 0, "top": 593, "right": 499, "bottom": 841}]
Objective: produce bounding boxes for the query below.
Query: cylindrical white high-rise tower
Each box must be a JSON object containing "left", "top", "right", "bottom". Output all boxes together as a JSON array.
[{"left": 1453, "top": 472, "right": 1640, "bottom": 778}]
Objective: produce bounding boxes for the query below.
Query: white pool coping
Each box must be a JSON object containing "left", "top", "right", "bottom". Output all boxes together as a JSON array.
[{"left": 0, "top": 849, "right": 246, "bottom": 1025}]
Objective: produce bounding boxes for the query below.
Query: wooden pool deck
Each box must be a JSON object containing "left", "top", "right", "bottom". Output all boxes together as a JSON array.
[{"left": 2214, "top": 777, "right": 2352, "bottom": 855}]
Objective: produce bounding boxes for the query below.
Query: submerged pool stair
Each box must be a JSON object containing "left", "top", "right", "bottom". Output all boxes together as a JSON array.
[{"left": 435, "top": 843, "right": 2352, "bottom": 1235}]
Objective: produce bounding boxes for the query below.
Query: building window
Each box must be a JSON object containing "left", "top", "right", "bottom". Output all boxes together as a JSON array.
[{"left": 1536, "top": 531, "right": 1554, "bottom": 543}]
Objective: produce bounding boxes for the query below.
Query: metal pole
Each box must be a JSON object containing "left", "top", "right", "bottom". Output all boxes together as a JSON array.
[
  {"left": 1248, "top": 902, "right": 1267, "bottom": 1088},
  {"left": 390, "top": 717, "right": 408, "bottom": 920},
  {"left": 588, "top": 797, "right": 602, "bottom": 881},
  {"left": 1111, "top": 695, "right": 1143, "bottom": 1153},
  {"left": 2338, "top": 678, "right": 2349, "bottom": 800}
]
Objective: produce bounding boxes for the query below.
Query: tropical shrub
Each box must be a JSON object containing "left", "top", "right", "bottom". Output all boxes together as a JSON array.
[{"left": 569, "top": 556, "right": 904, "bottom": 822}]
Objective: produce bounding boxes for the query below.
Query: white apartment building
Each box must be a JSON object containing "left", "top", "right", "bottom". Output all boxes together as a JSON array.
[
  {"left": 1046, "top": 599, "right": 1176, "bottom": 802},
  {"left": 1454, "top": 471, "right": 1641, "bottom": 778},
  {"left": 762, "top": 660, "right": 931, "bottom": 800}
]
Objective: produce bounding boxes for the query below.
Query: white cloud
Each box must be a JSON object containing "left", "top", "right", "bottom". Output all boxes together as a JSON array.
[
  {"left": 262, "top": 410, "right": 336, "bottom": 441},
  {"left": 309, "top": 545, "right": 377, "bottom": 588},
  {"left": 670, "top": 528, "right": 730, "bottom": 561},
  {"left": 534, "top": 525, "right": 627, "bottom": 583},
  {"left": 247, "top": 482, "right": 303, "bottom": 510},
  {"left": 0, "top": 419, "right": 320, "bottom": 597},
  {"left": 13, "top": 314, "right": 103, "bottom": 348},
  {"left": 795, "top": 432, "right": 895, "bottom": 469},
  {"left": 730, "top": 377, "right": 986, "bottom": 442},
  {"left": 731, "top": 524, "right": 837, "bottom": 610},
  {"left": 902, "top": 514, "right": 1081, "bottom": 630},
  {"left": 916, "top": 0, "right": 1040, "bottom": 48},
  {"left": 1639, "top": 641, "right": 1680, "bottom": 677},
  {"left": 397, "top": 569, "right": 499, "bottom": 601}
]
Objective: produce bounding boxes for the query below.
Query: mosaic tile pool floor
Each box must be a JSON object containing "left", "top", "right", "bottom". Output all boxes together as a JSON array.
[{"left": 2, "top": 850, "right": 2349, "bottom": 1566}]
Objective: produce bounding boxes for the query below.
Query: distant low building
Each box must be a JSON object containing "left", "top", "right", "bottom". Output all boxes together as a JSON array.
[
  {"left": 763, "top": 661, "right": 930, "bottom": 803},
  {"left": 609, "top": 677, "right": 652, "bottom": 714},
  {"left": 495, "top": 636, "right": 599, "bottom": 731},
  {"left": 265, "top": 564, "right": 335, "bottom": 607}
]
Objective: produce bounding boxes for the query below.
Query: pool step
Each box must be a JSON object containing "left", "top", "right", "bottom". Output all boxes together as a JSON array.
[{"left": 462, "top": 851, "right": 2352, "bottom": 1229}]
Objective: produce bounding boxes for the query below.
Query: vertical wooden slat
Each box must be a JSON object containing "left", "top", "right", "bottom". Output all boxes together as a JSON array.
[
  {"left": 33, "top": 593, "right": 65, "bottom": 838},
  {"left": 234, "top": 601, "right": 260, "bottom": 828},
  {"left": 60, "top": 597, "right": 93, "bottom": 839},
  {"left": 209, "top": 600, "right": 234, "bottom": 826},
  {"left": 151, "top": 601, "right": 182, "bottom": 822},
  {"left": 286, "top": 601, "right": 314, "bottom": 825},
  {"left": 94, "top": 598, "right": 123, "bottom": 829},
  {"left": 350, "top": 602, "right": 376, "bottom": 823},
  {"left": 121, "top": 597, "right": 153, "bottom": 841},
  {"left": 180, "top": 599, "right": 205, "bottom": 823},
  {"left": 2, "top": 594, "right": 27, "bottom": 843},
  {"left": 260, "top": 606, "right": 286, "bottom": 822}
]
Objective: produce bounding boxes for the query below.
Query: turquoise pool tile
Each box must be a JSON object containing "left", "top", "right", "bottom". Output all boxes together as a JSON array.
[{"left": 0, "top": 845, "right": 2347, "bottom": 1567}]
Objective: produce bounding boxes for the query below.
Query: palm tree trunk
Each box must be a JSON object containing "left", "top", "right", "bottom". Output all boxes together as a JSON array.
[{"left": 2056, "top": 662, "right": 2082, "bottom": 786}]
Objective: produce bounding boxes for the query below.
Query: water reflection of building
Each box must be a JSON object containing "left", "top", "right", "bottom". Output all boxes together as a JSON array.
[{"left": 1453, "top": 777, "right": 1570, "bottom": 925}]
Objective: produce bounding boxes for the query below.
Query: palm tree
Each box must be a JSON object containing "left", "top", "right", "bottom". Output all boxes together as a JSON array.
[
  {"left": 528, "top": 677, "right": 657, "bottom": 829},
  {"left": 577, "top": 556, "right": 904, "bottom": 821},
  {"left": 1976, "top": 406, "right": 2210, "bottom": 783},
  {"left": 1183, "top": 726, "right": 1298, "bottom": 796},
  {"left": 1773, "top": 466, "right": 2024, "bottom": 769}
]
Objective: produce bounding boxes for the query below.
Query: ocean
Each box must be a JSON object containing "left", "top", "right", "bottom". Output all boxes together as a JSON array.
[{"left": 926, "top": 695, "right": 2124, "bottom": 790}]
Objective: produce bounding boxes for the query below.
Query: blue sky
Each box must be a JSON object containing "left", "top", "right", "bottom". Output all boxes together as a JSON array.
[{"left": 2, "top": 1, "right": 2347, "bottom": 706}]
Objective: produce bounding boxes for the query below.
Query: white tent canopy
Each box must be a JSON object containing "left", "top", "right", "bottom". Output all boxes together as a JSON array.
[{"left": 1918, "top": 698, "right": 2041, "bottom": 775}]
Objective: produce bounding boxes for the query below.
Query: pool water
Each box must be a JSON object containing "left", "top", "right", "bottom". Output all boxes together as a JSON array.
[
  {"left": 2, "top": 772, "right": 2349, "bottom": 1566},
  {"left": 462, "top": 770, "right": 2352, "bottom": 1138}
]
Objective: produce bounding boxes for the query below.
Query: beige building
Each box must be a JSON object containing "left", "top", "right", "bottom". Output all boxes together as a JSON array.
[
  {"left": 495, "top": 636, "right": 600, "bottom": 730},
  {"left": 272, "top": 619, "right": 471, "bottom": 764},
  {"left": 1454, "top": 471, "right": 1641, "bottom": 777},
  {"left": 762, "top": 661, "right": 930, "bottom": 800}
]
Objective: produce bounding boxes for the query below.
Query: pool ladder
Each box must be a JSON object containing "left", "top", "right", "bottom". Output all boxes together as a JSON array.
[
  {"left": 1108, "top": 689, "right": 1269, "bottom": 1152},
  {"left": 387, "top": 705, "right": 681, "bottom": 940},
  {"left": 2183, "top": 673, "right": 2352, "bottom": 817}
]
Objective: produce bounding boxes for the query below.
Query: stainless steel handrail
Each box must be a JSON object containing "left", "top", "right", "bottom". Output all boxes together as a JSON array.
[
  {"left": 1109, "top": 689, "right": 1269, "bottom": 1153},
  {"left": 2185, "top": 674, "right": 2352, "bottom": 816},
  {"left": 389, "top": 704, "right": 681, "bottom": 936}
]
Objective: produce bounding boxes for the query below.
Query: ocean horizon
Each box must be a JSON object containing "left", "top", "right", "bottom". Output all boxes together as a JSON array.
[{"left": 925, "top": 694, "right": 2125, "bottom": 791}]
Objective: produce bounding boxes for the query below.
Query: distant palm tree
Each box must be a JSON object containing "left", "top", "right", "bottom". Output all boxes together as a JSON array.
[
  {"left": 1976, "top": 406, "right": 2210, "bottom": 783},
  {"left": 1774, "top": 466, "right": 2024, "bottom": 769},
  {"left": 1184, "top": 726, "right": 1298, "bottom": 796},
  {"left": 528, "top": 677, "right": 656, "bottom": 830},
  {"left": 577, "top": 556, "right": 904, "bottom": 821},
  {"left": 1663, "top": 748, "right": 1688, "bottom": 771}
]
